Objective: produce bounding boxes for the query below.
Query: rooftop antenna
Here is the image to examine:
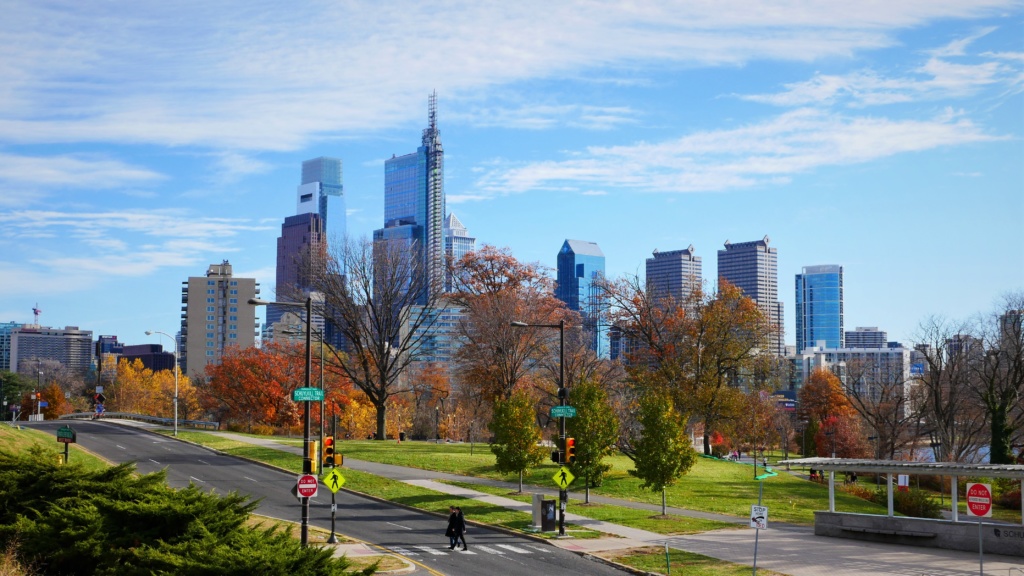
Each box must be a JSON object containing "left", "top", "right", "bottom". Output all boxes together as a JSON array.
[{"left": 32, "top": 303, "right": 42, "bottom": 327}]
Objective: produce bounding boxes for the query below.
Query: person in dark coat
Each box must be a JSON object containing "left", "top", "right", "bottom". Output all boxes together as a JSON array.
[
  {"left": 455, "top": 506, "right": 468, "bottom": 551},
  {"left": 445, "top": 506, "right": 459, "bottom": 549}
]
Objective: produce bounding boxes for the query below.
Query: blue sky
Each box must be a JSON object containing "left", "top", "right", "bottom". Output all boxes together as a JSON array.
[{"left": 1, "top": 1, "right": 1021, "bottom": 350}]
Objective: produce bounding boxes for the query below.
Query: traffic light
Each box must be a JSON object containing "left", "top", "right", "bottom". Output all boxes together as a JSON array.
[
  {"left": 565, "top": 437, "right": 576, "bottom": 464},
  {"left": 308, "top": 441, "right": 319, "bottom": 474},
  {"left": 323, "top": 436, "right": 335, "bottom": 467},
  {"left": 332, "top": 453, "right": 343, "bottom": 467},
  {"left": 551, "top": 449, "right": 561, "bottom": 464}
]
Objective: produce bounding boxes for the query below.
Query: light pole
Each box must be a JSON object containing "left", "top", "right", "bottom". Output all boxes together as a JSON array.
[
  {"left": 36, "top": 367, "right": 42, "bottom": 418},
  {"left": 249, "top": 296, "right": 313, "bottom": 547},
  {"left": 146, "top": 330, "right": 179, "bottom": 437},
  {"left": 511, "top": 318, "right": 566, "bottom": 536}
]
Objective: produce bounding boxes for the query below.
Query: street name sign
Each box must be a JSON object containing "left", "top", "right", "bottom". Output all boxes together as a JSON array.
[
  {"left": 292, "top": 387, "right": 324, "bottom": 402},
  {"left": 296, "top": 474, "right": 319, "bottom": 498},
  {"left": 56, "top": 425, "right": 76, "bottom": 444},
  {"left": 966, "top": 482, "right": 992, "bottom": 517},
  {"left": 550, "top": 406, "right": 576, "bottom": 418},
  {"left": 750, "top": 505, "right": 768, "bottom": 529}
]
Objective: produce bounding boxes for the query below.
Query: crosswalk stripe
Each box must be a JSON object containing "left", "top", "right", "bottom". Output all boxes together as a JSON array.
[
  {"left": 525, "top": 544, "right": 550, "bottom": 553},
  {"left": 390, "top": 547, "right": 417, "bottom": 556},
  {"left": 495, "top": 544, "right": 531, "bottom": 554},
  {"left": 414, "top": 546, "right": 447, "bottom": 556},
  {"left": 472, "top": 545, "right": 504, "bottom": 555}
]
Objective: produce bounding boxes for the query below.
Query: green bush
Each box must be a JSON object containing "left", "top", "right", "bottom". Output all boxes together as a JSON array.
[
  {"left": 0, "top": 447, "right": 372, "bottom": 576},
  {"left": 872, "top": 487, "right": 942, "bottom": 519}
]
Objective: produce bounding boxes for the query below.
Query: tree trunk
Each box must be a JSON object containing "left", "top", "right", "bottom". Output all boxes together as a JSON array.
[
  {"left": 990, "top": 408, "right": 1012, "bottom": 464},
  {"left": 703, "top": 422, "right": 712, "bottom": 455},
  {"left": 519, "top": 470, "right": 523, "bottom": 493},
  {"left": 375, "top": 403, "right": 387, "bottom": 440},
  {"left": 662, "top": 488, "right": 667, "bottom": 515}
]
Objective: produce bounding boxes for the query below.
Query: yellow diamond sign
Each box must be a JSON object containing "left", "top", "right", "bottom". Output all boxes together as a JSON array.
[
  {"left": 322, "top": 468, "right": 346, "bottom": 493},
  {"left": 552, "top": 466, "right": 575, "bottom": 489}
]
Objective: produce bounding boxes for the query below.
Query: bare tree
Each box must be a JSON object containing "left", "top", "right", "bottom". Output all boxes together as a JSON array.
[
  {"left": 912, "top": 316, "right": 988, "bottom": 462},
  {"left": 971, "top": 291, "right": 1024, "bottom": 464},
  {"left": 313, "top": 236, "right": 443, "bottom": 440},
  {"left": 844, "top": 356, "right": 918, "bottom": 459}
]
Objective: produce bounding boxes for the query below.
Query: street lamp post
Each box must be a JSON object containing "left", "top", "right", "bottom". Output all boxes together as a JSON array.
[
  {"left": 146, "top": 330, "right": 179, "bottom": 437},
  {"left": 511, "top": 318, "right": 566, "bottom": 536},
  {"left": 250, "top": 296, "right": 314, "bottom": 547},
  {"left": 36, "top": 368, "right": 42, "bottom": 418}
]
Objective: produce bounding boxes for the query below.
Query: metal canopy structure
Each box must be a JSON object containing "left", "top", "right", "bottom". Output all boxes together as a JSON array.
[{"left": 778, "top": 457, "right": 1024, "bottom": 526}]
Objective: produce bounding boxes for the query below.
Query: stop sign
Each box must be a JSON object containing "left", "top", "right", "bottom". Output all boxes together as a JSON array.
[
  {"left": 966, "top": 482, "right": 992, "bottom": 517},
  {"left": 296, "top": 474, "right": 319, "bottom": 498}
]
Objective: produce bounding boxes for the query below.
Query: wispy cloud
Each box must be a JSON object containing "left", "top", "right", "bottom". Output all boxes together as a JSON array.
[
  {"left": 475, "top": 108, "right": 1002, "bottom": 195},
  {"left": 0, "top": 1, "right": 1015, "bottom": 151},
  {"left": 0, "top": 152, "right": 164, "bottom": 188}
]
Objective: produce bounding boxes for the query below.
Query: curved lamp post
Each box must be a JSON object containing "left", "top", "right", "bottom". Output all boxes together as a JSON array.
[
  {"left": 249, "top": 296, "right": 313, "bottom": 547},
  {"left": 145, "top": 330, "right": 179, "bottom": 437}
]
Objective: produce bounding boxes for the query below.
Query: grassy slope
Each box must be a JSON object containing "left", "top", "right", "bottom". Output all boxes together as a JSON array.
[{"left": 0, "top": 424, "right": 109, "bottom": 472}]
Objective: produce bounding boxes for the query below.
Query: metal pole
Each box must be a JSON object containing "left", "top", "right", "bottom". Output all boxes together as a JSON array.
[
  {"left": 173, "top": 341, "right": 179, "bottom": 437},
  {"left": 558, "top": 319, "right": 566, "bottom": 537},
  {"left": 319, "top": 324, "right": 324, "bottom": 469},
  {"left": 753, "top": 481, "right": 763, "bottom": 575},
  {"left": 978, "top": 520, "right": 983, "bottom": 576},
  {"left": 301, "top": 295, "right": 312, "bottom": 547}
]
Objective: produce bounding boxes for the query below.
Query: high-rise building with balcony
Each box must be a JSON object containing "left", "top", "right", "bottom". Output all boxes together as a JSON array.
[
  {"left": 795, "top": 265, "right": 844, "bottom": 352},
  {"left": 646, "top": 245, "right": 702, "bottom": 304},
  {"left": 180, "top": 261, "right": 259, "bottom": 380},
  {"left": 556, "top": 239, "right": 608, "bottom": 358},
  {"left": 717, "top": 236, "right": 784, "bottom": 355},
  {"left": 846, "top": 327, "right": 888, "bottom": 349}
]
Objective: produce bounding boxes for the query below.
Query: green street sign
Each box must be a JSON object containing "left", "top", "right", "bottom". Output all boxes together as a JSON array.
[
  {"left": 292, "top": 387, "right": 324, "bottom": 402},
  {"left": 551, "top": 406, "right": 576, "bottom": 418},
  {"left": 56, "top": 425, "right": 76, "bottom": 444}
]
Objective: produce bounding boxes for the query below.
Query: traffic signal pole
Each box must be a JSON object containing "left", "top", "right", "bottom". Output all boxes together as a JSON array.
[{"left": 557, "top": 319, "right": 566, "bottom": 537}]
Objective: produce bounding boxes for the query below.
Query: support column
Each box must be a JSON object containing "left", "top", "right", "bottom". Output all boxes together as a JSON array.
[
  {"left": 951, "top": 476, "right": 959, "bottom": 523},
  {"left": 828, "top": 471, "right": 835, "bottom": 512},
  {"left": 887, "top": 473, "right": 894, "bottom": 517}
]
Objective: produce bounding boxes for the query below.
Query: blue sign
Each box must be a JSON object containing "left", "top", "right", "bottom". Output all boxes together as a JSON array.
[
  {"left": 38, "top": 401, "right": 49, "bottom": 408},
  {"left": 911, "top": 363, "right": 925, "bottom": 376}
]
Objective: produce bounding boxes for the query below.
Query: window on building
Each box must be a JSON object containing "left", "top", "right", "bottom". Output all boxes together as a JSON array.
[
  {"left": 206, "top": 332, "right": 214, "bottom": 338},
  {"left": 207, "top": 298, "right": 215, "bottom": 303},
  {"left": 207, "top": 306, "right": 215, "bottom": 312},
  {"left": 229, "top": 298, "right": 238, "bottom": 304},
  {"left": 230, "top": 289, "right": 238, "bottom": 295},
  {"left": 208, "top": 280, "right": 215, "bottom": 286},
  {"left": 229, "top": 307, "right": 237, "bottom": 312},
  {"left": 206, "top": 315, "right": 215, "bottom": 321}
]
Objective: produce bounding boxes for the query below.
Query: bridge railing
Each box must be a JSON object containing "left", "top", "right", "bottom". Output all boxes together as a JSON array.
[{"left": 59, "top": 412, "right": 219, "bottom": 430}]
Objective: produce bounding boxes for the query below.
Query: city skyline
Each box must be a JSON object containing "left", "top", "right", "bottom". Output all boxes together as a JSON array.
[{"left": 0, "top": 3, "right": 1021, "bottom": 350}]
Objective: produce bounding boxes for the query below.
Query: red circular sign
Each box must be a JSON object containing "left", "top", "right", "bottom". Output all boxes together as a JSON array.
[
  {"left": 297, "top": 474, "right": 318, "bottom": 498},
  {"left": 966, "top": 483, "right": 992, "bottom": 517}
]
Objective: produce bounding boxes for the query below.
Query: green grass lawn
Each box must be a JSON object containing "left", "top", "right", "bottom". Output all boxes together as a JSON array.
[
  {"left": 606, "top": 547, "right": 787, "bottom": 576},
  {"left": 0, "top": 423, "right": 110, "bottom": 472}
]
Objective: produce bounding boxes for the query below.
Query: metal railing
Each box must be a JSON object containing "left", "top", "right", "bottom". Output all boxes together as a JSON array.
[{"left": 59, "top": 411, "right": 219, "bottom": 430}]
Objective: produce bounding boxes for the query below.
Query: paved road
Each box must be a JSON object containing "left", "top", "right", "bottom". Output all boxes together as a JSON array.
[{"left": 27, "top": 421, "right": 630, "bottom": 576}]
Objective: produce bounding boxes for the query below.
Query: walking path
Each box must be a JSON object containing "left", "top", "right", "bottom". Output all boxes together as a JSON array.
[{"left": 195, "top": 430, "right": 1024, "bottom": 575}]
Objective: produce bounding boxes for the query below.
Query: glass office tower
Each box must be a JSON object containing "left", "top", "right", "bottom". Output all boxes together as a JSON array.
[
  {"left": 556, "top": 239, "right": 608, "bottom": 358},
  {"left": 795, "top": 264, "right": 844, "bottom": 351}
]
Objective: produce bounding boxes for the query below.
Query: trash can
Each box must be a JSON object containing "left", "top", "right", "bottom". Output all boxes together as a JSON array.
[
  {"left": 540, "top": 500, "right": 556, "bottom": 532},
  {"left": 399, "top": 432, "right": 406, "bottom": 442}
]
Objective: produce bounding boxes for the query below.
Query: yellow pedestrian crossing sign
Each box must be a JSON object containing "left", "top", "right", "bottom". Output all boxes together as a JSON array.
[
  {"left": 552, "top": 466, "right": 575, "bottom": 489},
  {"left": 322, "top": 468, "right": 345, "bottom": 493}
]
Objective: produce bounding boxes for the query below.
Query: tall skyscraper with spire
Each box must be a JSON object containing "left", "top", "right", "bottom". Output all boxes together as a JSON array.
[
  {"left": 557, "top": 239, "right": 609, "bottom": 358},
  {"left": 717, "top": 236, "right": 784, "bottom": 355},
  {"left": 375, "top": 92, "right": 446, "bottom": 304}
]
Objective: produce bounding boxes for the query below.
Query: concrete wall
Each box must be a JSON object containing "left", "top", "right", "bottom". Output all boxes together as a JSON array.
[{"left": 815, "top": 511, "right": 1023, "bottom": 557}]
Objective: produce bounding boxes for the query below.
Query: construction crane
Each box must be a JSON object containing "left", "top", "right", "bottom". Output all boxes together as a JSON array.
[{"left": 32, "top": 303, "right": 42, "bottom": 327}]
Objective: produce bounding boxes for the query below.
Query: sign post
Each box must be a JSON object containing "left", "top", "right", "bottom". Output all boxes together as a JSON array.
[
  {"left": 966, "top": 482, "right": 991, "bottom": 575},
  {"left": 56, "top": 425, "right": 76, "bottom": 464}
]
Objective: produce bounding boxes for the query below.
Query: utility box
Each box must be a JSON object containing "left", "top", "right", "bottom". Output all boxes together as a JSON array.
[{"left": 540, "top": 500, "right": 557, "bottom": 532}]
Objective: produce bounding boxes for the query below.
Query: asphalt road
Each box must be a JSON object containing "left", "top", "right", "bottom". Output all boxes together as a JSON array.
[{"left": 27, "top": 421, "right": 630, "bottom": 576}]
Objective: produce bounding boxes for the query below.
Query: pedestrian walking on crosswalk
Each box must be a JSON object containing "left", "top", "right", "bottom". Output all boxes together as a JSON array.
[
  {"left": 445, "top": 506, "right": 459, "bottom": 549},
  {"left": 455, "top": 506, "right": 468, "bottom": 551}
]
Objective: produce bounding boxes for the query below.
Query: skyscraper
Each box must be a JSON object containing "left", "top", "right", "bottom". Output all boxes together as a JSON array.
[
  {"left": 645, "top": 245, "right": 702, "bottom": 304},
  {"left": 443, "top": 213, "right": 475, "bottom": 292},
  {"left": 375, "top": 92, "right": 445, "bottom": 304},
  {"left": 846, "top": 327, "right": 887, "bottom": 349},
  {"left": 10, "top": 325, "right": 93, "bottom": 374},
  {"left": 717, "top": 236, "right": 784, "bottom": 355},
  {"left": 556, "top": 239, "right": 608, "bottom": 358},
  {"left": 795, "top": 264, "right": 844, "bottom": 351},
  {"left": 180, "top": 261, "right": 259, "bottom": 380},
  {"left": 297, "top": 156, "right": 344, "bottom": 239}
]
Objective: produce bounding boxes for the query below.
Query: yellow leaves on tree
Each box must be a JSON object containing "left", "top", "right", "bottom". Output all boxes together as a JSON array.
[{"left": 107, "top": 358, "right": 196, "bottom": 420}]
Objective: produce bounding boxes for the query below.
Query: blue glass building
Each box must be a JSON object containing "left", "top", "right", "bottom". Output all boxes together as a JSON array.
[
  {"left": 556, "top": 239, "right": 608, "bottom": 358},
  {"left": 795, "top": 264, "right": 844, "bottom": 351}
]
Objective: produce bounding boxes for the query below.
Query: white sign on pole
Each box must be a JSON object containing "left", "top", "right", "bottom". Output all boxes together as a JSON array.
[
  {"left": 750, "top": 505, "right": 768, "bottom": 529},
  {"left": 966, "top": 483, "right": 993, "bottom": 518}
]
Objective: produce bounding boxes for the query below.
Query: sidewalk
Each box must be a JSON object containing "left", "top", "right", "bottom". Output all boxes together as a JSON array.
[{"left": 206, "top": 431, "right": 1022, "bottom": 575}]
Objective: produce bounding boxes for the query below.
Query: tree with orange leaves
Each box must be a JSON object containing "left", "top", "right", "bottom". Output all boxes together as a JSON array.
[
  {"left": 799, "top": 368, "right": 867, "bottom": 457},
  {"left": 39, "top": 382, "right": 72, "bottom": 419},
  {"left": 202, "top": 342, "right": 305, "bottom": 431}
]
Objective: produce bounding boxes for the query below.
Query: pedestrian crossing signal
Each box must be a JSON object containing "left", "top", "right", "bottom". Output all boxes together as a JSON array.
[
  {"left": 566, "top": 437, "right": 576, "bottom": 464},
  {"left": 332, "top": 453, "right": 343, "bottom": 467},
  {"left": 323, "top": 436, "right": 335, "bottom": 466}
]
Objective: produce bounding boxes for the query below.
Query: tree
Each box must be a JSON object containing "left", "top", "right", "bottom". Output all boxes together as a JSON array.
[
  {"left": 448, "top": 245, "right": 567, "bottom": 402},
  {"left": 733, "top": 390, "right": 779, "bottom": 468},
  {"left": 972, "top": 292, "right": 1024, "bottom": 464},
  {"left": 566, "top": 378, "right": 620, "bottom": 503},
  {"left": 912, "top": 317, "right": 988, "bottom": 462},
  {"left": 628, "top": 388, "right": 698, "bottom": 515},
  {"left": 844, "top": 356, "right": 917, "bottom": 460},
  {"left": 313, "top": 236, "right": 444, "bottom": 440},
  {"left": 798, "top": 368, "right": 865, "bottom": 457},
  {"left": 489, "top": 388, "right": 546, "bottom": 492},
  {"left": 202, "top": 342, "right": 305, "bottom": 431},
  {"left": 39, "top": 383, "right": 73, "bottom": 419}
]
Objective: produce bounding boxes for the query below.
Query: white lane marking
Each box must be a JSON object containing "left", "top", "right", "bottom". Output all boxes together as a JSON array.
[
  {"left": 149, "top": 459, "right": 161, "bottom": 465},
  {"left": 115, "top": 445, "right": 126, "bottom": 450},
  {"left": 243, "top": 476, "right": 258, "bottom": 482},
  {"left": 413, "top": 546, "right": 446, "bottom": 556},
  {"left": 189, "top": 476, "right": 206, "bottom": 484},
  {"left": 386, "top": 522, "right": 412, "bottom": 530},
  {"left": 473, "top": 545, "right": 505, "bottom": 555},
  {"left": 197, "top": 459, "right": 209, "bottom": 465},
  {"left": 495, "top": 544, "right": 531, "bottom": 554}
]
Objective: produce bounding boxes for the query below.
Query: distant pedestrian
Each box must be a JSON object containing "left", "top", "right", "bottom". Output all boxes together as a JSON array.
[
  {"left": 455, "top": 506, "right": 468, "bottom": 551},
  {"left": 445, "top": 506, "right": 459, "bottom": 549}
]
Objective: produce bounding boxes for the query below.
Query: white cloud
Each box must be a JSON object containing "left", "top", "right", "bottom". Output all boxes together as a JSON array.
[
  {"left": 0, "top": 152, "right": 164, "bottom": 188},
  {"left": 0, "top": 1, "right": 1015, "bottom": 151},
  {"left": 474, "top": 108, "right": 1002, "bottom": 195}
]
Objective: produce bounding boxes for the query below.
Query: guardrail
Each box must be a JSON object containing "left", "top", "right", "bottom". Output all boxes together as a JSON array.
[{"left": 59, "top": 412, "right": 219, "bottom": 430}]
